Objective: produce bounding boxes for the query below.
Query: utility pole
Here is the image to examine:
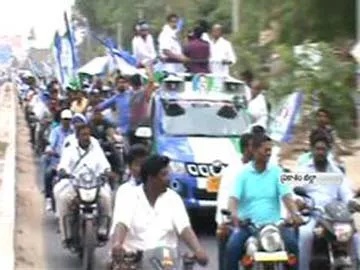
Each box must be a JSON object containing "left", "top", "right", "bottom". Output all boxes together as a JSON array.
[
  {"left": 136, "top": 4, "right": 144, "bottom": 20},
  {"left": 358, "top": 0, "right": 360, "bottom": 42},
  {"left": 232, "top": 0, "right": 240, "bottom": 33},
  {"left": 165, "top": 4, "right": 172, "bottom": 14},
  {"left": 356, "top": 0, "right": 360, "bottom": 137},
  {"left": 117, "top": 23, "right": 123, "bottom": 49}
]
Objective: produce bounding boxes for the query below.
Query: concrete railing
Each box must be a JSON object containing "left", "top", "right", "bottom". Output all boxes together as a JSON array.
[{"left": 0, "top": 82, "right": 17, "bottom": 270}]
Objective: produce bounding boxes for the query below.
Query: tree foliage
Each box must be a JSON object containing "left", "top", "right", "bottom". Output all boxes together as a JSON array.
[
  {"left": 75, "top": 0, "right": 355, "bottom": 47},
  {"left": 74, "top": 0, "right": 358, "bottom": 136},
  {"left": 266, "top": 43, "right": 357, "bottom": 138}
]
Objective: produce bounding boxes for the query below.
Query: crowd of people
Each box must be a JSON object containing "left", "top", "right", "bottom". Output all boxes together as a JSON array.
[
  {"left": 132, "top": 14, "right": 236, "bottom": 75},
  {"left": 19, "top": 69, "right": 213, "bottom": 267},
  {"left": 15, "top": 13, "right": 360, "bottom": 270}
]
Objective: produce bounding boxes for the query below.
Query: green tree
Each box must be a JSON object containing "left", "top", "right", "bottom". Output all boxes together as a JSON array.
[
  {"left": 74, "top": 0, "right": 358, "bottom": 136},
  {"left": 267, "top": 43, "right": 356, "bottom": 138}
]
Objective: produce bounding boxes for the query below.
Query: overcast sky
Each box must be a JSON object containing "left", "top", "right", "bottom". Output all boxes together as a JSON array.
[{"left": 0, "top": 0, "right": 74, "bottom": 48}]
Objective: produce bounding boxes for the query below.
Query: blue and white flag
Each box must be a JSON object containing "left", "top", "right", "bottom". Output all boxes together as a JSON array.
[
  {"left": 269, "top": 90, "right": 304, "bottom": 143},
  {"left": 60, "top": 35, "right": 73, "bottom": 86},
  {"left": 64, "top": 11, "right": 79, "bottom": 76},
  {"left": 52, "top": 31, "right": 64, "bottom": 84},
  {"left": 92, "top": 32, "right": 137, "bottom": 67}
]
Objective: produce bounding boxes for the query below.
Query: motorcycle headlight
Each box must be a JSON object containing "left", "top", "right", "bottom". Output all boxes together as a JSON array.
[
  {"left": 334, "top": 223, "right": 353, "bottom": 242},
  {"left": 259, "top": 225, "right": 283, "bottom": 252},
  {"left": 169, "top": 161, "right": 186, "bottom": 174},
  {"left": 78, "top": 188, "right": 97, "bottom": 202}
]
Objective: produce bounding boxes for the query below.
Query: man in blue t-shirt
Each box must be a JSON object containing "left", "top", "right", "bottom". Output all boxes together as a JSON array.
[
  {"left": 95, "top": 75, "right": 132, "bottom": 136},
  {"left": 225, "top": 134, "right": 302, "bottom": 270}
]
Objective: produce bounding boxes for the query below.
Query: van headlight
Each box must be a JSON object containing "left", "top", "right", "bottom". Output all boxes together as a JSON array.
[
  {"left": 170, "top": 161, "right": 186, "bottom": 174},
  {"left": 334, "top": 223, "right": 353, "bottom": 242},
  {"left": 259, "top": 225, "right": 282, "bottom": 252},
  {"left": 78, "top": 188, "right": 97, "bottom": 202}
]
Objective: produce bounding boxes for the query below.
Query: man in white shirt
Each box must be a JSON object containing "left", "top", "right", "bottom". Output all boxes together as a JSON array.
[
  {"left": 215, "top": 133, "right": 253, "bottom": 270},
  {"left": 158, "top": 13, "right": 187, "bottom": 73},
  {"left": 132, "top": 21, "right": 157, "bottom": 67},
  {"left": 131, "top": 24, "right": 140, "bottom": 54},
  {"left": 54, "top": 123, "right": 113, "bottom": 246},
  {"left": 110, "top": 155, "right": 208, "bottom": 267},
  {"left": 246, "top": 80, "right": 268, "bottom": 130},
  {"left": 62, "top": 113, "right": 101, "bottom": 150},
  {"left": 111, "top": 144, "right": 149, "bottom": 224},
  {"left": 209, "top": 24, "right": 237, "bottom": 75}
]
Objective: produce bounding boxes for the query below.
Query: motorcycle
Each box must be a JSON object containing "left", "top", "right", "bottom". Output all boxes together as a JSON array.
[
  {"left": 35, "top": 119, "right": 51, "bottom": 156},
  {"left": 294, "top": 186, "right": 359, "bottom": 270},
  {"left": 43, "top": 150, "right": 61, "bottom": 212},
  {"left": 112, "top": 134, "right": 126, "bottom": 179},
  {"left": 62, "top": 165, "right": 111, "bottom": 270},
  {"left": 28, "top": 112, "right": 39, "bottom": 146},
  {"left": 221, "top": 209, "right": 298, "bottom": 270},
  {"left": 109, "top": 246, "right": 196, "bottom": 270},
  {"left": 100, "top": 134, "right": 127, "bottom": 185}
]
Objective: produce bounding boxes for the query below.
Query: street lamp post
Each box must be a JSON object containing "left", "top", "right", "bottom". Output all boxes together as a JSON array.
[
  {"left": 136, "top": 4, "right": 145, "bottom": 20},
  {"left": 356, "top": 0, "right": 360, "bottom": 137},
  {"left": 232, "top": 0, "right": 240, "bottom": 33},
  {"left": 357, "top": 0, "right": 360, "bottom": 42}
]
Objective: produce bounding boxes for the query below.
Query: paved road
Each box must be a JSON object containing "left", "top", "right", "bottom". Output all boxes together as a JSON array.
[{"left": 36, "top": 159, "right": 219, "bottom": 270}]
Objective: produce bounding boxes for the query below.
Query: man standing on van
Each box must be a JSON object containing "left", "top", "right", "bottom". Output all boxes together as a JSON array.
[
  {"left": 209, "top": 24, "right": 237, "bottom": 75},
  {"left": 183, "top": 26, "right": 210, "bottom": 73},
  {"left": 158, "top": 13, "right": 187, "bottom": 73}
]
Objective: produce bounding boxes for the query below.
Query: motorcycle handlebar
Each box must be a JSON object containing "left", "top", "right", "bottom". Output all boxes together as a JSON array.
[{"left": 220, "top": 209, "right": 305, "bottom": 229}]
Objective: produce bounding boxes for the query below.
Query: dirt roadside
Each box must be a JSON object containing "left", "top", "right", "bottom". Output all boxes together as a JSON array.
[{"left": 14, "top": 103, "right": 46, "bottom": 269}]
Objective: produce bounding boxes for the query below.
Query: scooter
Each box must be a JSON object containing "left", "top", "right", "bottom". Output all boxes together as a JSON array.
[{"left": 294, "top": 186, "right": 360, "bottom": 270}]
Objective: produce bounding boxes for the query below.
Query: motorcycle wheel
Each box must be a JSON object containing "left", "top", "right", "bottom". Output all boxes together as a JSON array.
[{"left": 82, "top": 219, "right": 96, "bottom": 270}]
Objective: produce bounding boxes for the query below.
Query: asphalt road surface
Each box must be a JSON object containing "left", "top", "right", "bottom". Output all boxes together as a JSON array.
[{"left": 36, "top": 159, "right": 219, "bottom": 270}]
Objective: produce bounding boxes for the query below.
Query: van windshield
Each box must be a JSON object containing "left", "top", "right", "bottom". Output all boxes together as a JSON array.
[{"left": 160, "top": 99, "right": 250, "bottom": 137}]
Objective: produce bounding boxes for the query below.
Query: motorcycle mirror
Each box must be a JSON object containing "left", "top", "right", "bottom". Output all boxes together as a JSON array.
[
  {"left": 293, "top": 186, "right": 309, "bottom": 198},
  {"left": 301, "top": 209, "right": 312, "bottom": 216},
  {"left": 135, "top": 127, "right": 152, "bottom": 138},
  {"left": 221, "top": 209, "right": 231, "bottom": 216},
  {"left": 282, "top": 167, "right": 291, "bottom": 173},
  {"left": 348, "top": 200, "right": 360, "bottom": 213}
]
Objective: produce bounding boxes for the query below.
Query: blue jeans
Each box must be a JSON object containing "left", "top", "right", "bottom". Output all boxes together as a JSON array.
[
  {"left": 218, "top": 237, "right": 228, "bottom": 270},
  {"left": 225, "top": 226, "right": 299, "bottom": 270}
]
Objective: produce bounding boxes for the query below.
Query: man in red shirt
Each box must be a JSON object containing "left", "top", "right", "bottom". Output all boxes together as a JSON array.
[{"left": 183, "top": 26, "right": 210, "bottom": 73}]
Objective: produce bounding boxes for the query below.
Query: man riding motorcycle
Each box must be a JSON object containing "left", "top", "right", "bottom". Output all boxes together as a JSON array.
[
  {"left": 225, "top": 134, "right": 302, "bottom": 270},
  {"left": 299, "top": 108, "right": 350, "bottom": 172},
  {"left": 216, "top": 133, "right": 254, "bottom": 270},
  {"left": 296, "top": 130, "right": 360, "bottom": 270},
  {"left": 44, "top": 109, "right": 74, "bottom": 211},
  {"left": 95, "top": 75, "right": 132, "bottom": 142},
  {"left": 111, "top": 143, "right": 149, "bottom": 241},
  {"left": 71, "top": 89, "right": 89, "bottom": 114},
  {"left": 110, "top": 155, "right": 208, "bottom": 267},
  {"left": 62, "top": 113, "right": 111, "bottom": 169},
  {"left": 89, "top": 111, "right": 125, "bottom": 177},
  {"left": 54, "top": 123, "right": 113, "bottom": 247}
]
